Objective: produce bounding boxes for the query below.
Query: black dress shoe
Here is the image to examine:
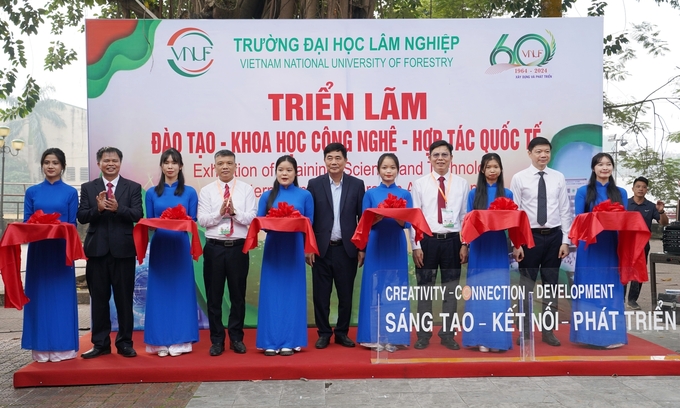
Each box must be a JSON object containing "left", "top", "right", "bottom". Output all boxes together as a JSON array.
[
  {"left": 117, "top": 346, "right": 137, "bottom": 357},
  {"left": 542, "top": 331, "right": 561, "bottom": 347},
  {"left": 334, "top": 334, "right": 355, "bottom": 348},
  {"left": 81, "top": 347, "right": 111, "bottom": 359},
  {"left": 230, "top": 341, "right": 246, "bottom": 354},
  {"left": 315, "top": 336, "right": 331, "bottom": 349},
  {"left": 414, "top": 338, "right": 430, "bottom": 350},
  {"left": 209, "top": 344, "right": 224, "bottom": 356},
  {"left": 441, "top": 338, "right": 460, "bottom": 350}
]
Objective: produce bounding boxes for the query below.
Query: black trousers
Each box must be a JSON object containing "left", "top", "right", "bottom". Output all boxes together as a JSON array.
[
  {"left": 86, "top": 253, "right": 135, "bottom": 350},
  {"left": 625, "top": 243, "right": 651, "bottom": 302},
  {"left": 415, "top": 234, "right": 462, "bottom": 340},
  {"left": 203, "top": 240, "right": 249, "bottom": 346},
  {"left": 312, "top": 244, "right": 358, "bottom": 337},
  {"left": 518, "top": 229, "right": 563, "bottom": 335}
]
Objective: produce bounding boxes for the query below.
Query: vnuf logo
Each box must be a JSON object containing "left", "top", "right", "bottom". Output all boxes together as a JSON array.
[
  {"left": 485, "top": 30, "right": 556, "bottom": 74},
  {"left": 167, "top": 28, "right": 213, "bottom": 77}
]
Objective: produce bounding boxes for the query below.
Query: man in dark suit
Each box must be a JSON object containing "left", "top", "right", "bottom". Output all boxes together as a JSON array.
[
  {"left": 306, "top": 143, "right": 365, "bottom": 349},
  {"left": 77, "top": 147, "right": 143, "bottom": 358}
]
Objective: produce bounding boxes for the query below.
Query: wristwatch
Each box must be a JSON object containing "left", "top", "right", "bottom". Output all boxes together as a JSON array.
[
  {"left": 461, "top": 242, "right": 469, "bottom": 247},
  {"left": 660, "top": 210, "right": 665, "bottom": 214}
]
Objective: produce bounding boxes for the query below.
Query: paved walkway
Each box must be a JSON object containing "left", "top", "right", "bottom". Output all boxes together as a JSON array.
[{"left": 1, "top": 239, "right": 679, "bottom": 407}]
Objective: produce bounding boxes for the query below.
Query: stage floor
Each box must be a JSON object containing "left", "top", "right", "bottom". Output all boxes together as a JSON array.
[{"left": 14, "top": 326, "right": 680, "bottom": 388}]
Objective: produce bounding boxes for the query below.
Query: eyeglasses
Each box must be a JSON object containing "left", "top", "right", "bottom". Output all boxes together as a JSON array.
[{"left": 430, "top": 153, "right": 451, "bottom": 159}]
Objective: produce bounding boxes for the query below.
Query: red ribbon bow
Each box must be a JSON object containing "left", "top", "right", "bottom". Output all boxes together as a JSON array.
[
  {"left": 377, "top": 193, "right": 407, "bottom": 209},
  {"left": 267, "top": 202, "right": 301, "bottom": 218},
  {"left": 26, "top": 210, "right": 61, "bottom": 224},
  {"left": 159, "top": 204, "right": 193, "bottom": 220},
  {"left": 488, "top": 197, "right": 518, "bottom": 211},
  {"left": 592, "top": 199, "right": 625, "bottom": 212}
]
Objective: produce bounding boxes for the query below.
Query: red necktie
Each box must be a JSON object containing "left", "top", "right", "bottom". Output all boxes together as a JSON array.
[
  {"left": 106, "top": 182, "right": 114, "bottom": 200},
  {"left": 438, "top": 176, "right": 446, "bottom": 224},
  {"left": 224, "top": 183, "right": 233, "bottom": 236}
]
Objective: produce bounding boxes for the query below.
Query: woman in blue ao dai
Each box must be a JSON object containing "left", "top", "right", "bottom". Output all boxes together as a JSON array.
[
  {"left": 570, "top": 153, "right": 628, "bottom": 349},
  {"left": 256, "top": 155, "right": 314, "bottom": 356},
  {"left": 144, "top": 148, "right": 199, "bottom": 357},
  {"left": 356, "top": 154, "right": 412, "bottom": 351},
  {"left": 22, "top": 148, "right": 79, "bottom": 363},
  {"left": 463, "top": 153, "right": 513, "bottom": 353}
]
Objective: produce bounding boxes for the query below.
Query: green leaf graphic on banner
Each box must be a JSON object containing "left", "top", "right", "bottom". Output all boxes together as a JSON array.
[{"left": 87, "top": 20, "right": 161, "bottom": 99}]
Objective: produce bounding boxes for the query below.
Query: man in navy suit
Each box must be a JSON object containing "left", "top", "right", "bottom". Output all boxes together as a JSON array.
[
  {"left": 306, "top": 143, "right": 365, "bottom": 349},
  {"left": 77, "top": 147, "right": 143, "bottom": 358}
]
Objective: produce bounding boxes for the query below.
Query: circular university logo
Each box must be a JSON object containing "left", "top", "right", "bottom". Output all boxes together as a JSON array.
[{"left": 167, "top": 27, "right": 214, "bottom": 77}]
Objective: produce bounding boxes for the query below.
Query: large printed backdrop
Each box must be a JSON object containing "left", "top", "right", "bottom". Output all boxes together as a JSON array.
[{"left": 86, "top": 18, "right": 603, "bottom": 328}]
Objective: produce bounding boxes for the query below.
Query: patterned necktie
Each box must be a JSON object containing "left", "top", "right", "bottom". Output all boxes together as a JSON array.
[
  {"left": 106, "top": 182, "right": 114, "bottom": 200},
  {"left": 224, "top": 183, "right": 233, "bottom": 236},
  {"left": 537, "top": 171, "right": 547, "bottom": 226},
  {"left": 224, "top": 183, "right": 230, "bottom": 200},
  {"left": 438, "top": 176, "right": 446, "bottom": 224}
]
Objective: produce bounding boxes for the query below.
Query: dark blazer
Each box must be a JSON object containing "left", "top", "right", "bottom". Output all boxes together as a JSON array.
[
  {"left": 77, "top": 176, "right": 143, "bottom": 258},
  {"left": 307, "top": 173, "right": 365, "bottom": 258}
]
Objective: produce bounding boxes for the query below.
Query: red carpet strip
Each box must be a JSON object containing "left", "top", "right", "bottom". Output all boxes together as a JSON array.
[{"left": 14, "top": 326, "right": 680, "bottom": 387}]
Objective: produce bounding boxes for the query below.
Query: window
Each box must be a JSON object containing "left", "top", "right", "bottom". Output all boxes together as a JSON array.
[
  {"left": 65, "top": 167, "right": 76, "bottom": 181},
  {"left": 80, "top": 167, "right": 89, "bottom": 181}
]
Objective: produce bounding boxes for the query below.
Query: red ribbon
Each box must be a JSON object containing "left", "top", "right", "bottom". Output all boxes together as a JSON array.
[
  {"left": 0, "top": 223, "right": 86, "bottom": 309},
  {"left": 488, "top": 197, "right": 518, "bottom": 211},
  {"left": 133, "top": 219, "right": 203, "bottom": 264},
  {"left": 592, "top": 199, "right": 626, "bottom": 213},
  {"left": 243, "top": 216, "right": 319, "bottom": 255},
  {"left": 377, "top": 193, "right": 407, "bottom": 209},
  {"left": 461, "top": 210, "right": 535, "bottom": 249},
  {"left": 159, "top": 204, "right": 193, "bottom": 220},
  {"left": 351, "top": 208, "right": 432, "bottom": 250},
  {"left": 266, "top": 202, "right": 302, "bottom": 218},
  {"left": 26, "top": 210, "right": 61, "bottom": 224},
  {"left": 568, "top": 211, "right": 650, "bottom": 284}
]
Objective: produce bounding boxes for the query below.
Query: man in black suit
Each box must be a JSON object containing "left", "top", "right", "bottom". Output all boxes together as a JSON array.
[
  {"left": 306, "top": 143, "right": 365, "bottom": 349},
  {"left": 77, "top": 147, "right": 143, "bottom": 358}
]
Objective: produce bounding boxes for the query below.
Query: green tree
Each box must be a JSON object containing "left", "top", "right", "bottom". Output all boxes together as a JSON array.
[{"left": 619, "top": 146, "right": 680, "bottom": 202}]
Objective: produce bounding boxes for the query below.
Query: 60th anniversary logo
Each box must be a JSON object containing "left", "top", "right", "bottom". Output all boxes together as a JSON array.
[
  {"left": 167, "top": 27, "right": 214, "bottom": 77},
  {"left": 485, "top": 30, "right": 556, "bottom": 75}
]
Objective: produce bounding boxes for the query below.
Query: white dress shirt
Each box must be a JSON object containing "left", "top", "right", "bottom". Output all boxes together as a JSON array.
[
  {"left": 197, "top": 178, "right": 257, "bottom": 240},
  {"left": 510, "top": 165, "right": 572, "bottom": 244},
  {"left": 410, "top": 171, "right": 469, "bottom": 249},
  {"left": 329, "top": 175, "right": 343, "bottom": 241}
]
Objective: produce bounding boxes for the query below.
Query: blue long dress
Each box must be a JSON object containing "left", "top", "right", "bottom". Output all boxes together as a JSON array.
[
  {"left": 144, "top": 182, "right": 199, "bottom": 347},
  {"left": 22, "top": 179, "right": 79, "bottom": 352},
  {"left": 570, "top": 182, "right": 628, "bottom": 347},
  {"left": 256, "top": 185, "right": 314, "bottom": 351},
  {"left": 462, "top": 185, "right": 513, "bottom": 351},
  {"left": 356, "top": 183, "right": 412, "bottom": 346}
]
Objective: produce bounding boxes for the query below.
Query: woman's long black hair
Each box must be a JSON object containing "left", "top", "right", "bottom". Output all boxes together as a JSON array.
[
  {"left": 154, "top": 148, "right": 185, "bottom": 197},
  {"left": 472, "top": 153, "right": 506, "bottom": 210},
  {"left": 584, "top": 152, "right": 622, "bottom": 212},
  {"left": 266, "top": 155, "right": 298, "bottom": 211}
]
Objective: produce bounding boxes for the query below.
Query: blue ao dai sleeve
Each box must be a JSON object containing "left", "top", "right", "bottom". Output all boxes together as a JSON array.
[
  {"left": 187, "top": 188, "right": 198, "bottom": 221},
  {"left": 145, "top": 189, "right": 156, "bottom": 218},
  {"left": 67, "top": 188, "right": 78, "bottom": 226},
  {"left": 304, "top": 190, "right": 314, "bottom": 224},
  {"left": 23, "top": 188, "right": 34, "bottom": 222},
  {"left": 574, "top": 186, "right": 587, "bottom": 216},
  {"left": 257, "top": 192, "right": 269, "bottom": 217},
  {"left": 403, "top": 190, "right": 413, "bottom": 230}
]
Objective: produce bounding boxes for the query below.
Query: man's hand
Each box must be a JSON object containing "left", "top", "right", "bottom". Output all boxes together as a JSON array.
[
  {"left": 657, "top": 200, "right": 665, "bottom": 212},
  {"left": 104, "top": 196, "right": 118, "bottom": 212},
  {"left": 513, "top": 246, "right": 524, "bottom": 262},
  {"left": 305, "top": 253, "right": 315, "bottom": 267},
  {"left": 412, "top": 248, "right": 424, "bottom": 268},
  {"left": 96, "top": 191, "right": 107, "bottom": 212},
  {"left": 357, "top": 251, "right": 365, "bottom": 267},
  {"left": 558, "top": 243, "right": 570, "bottom": 259},
  {"left": 459, "top": 244, "right": 469, "bottom": 264}
]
